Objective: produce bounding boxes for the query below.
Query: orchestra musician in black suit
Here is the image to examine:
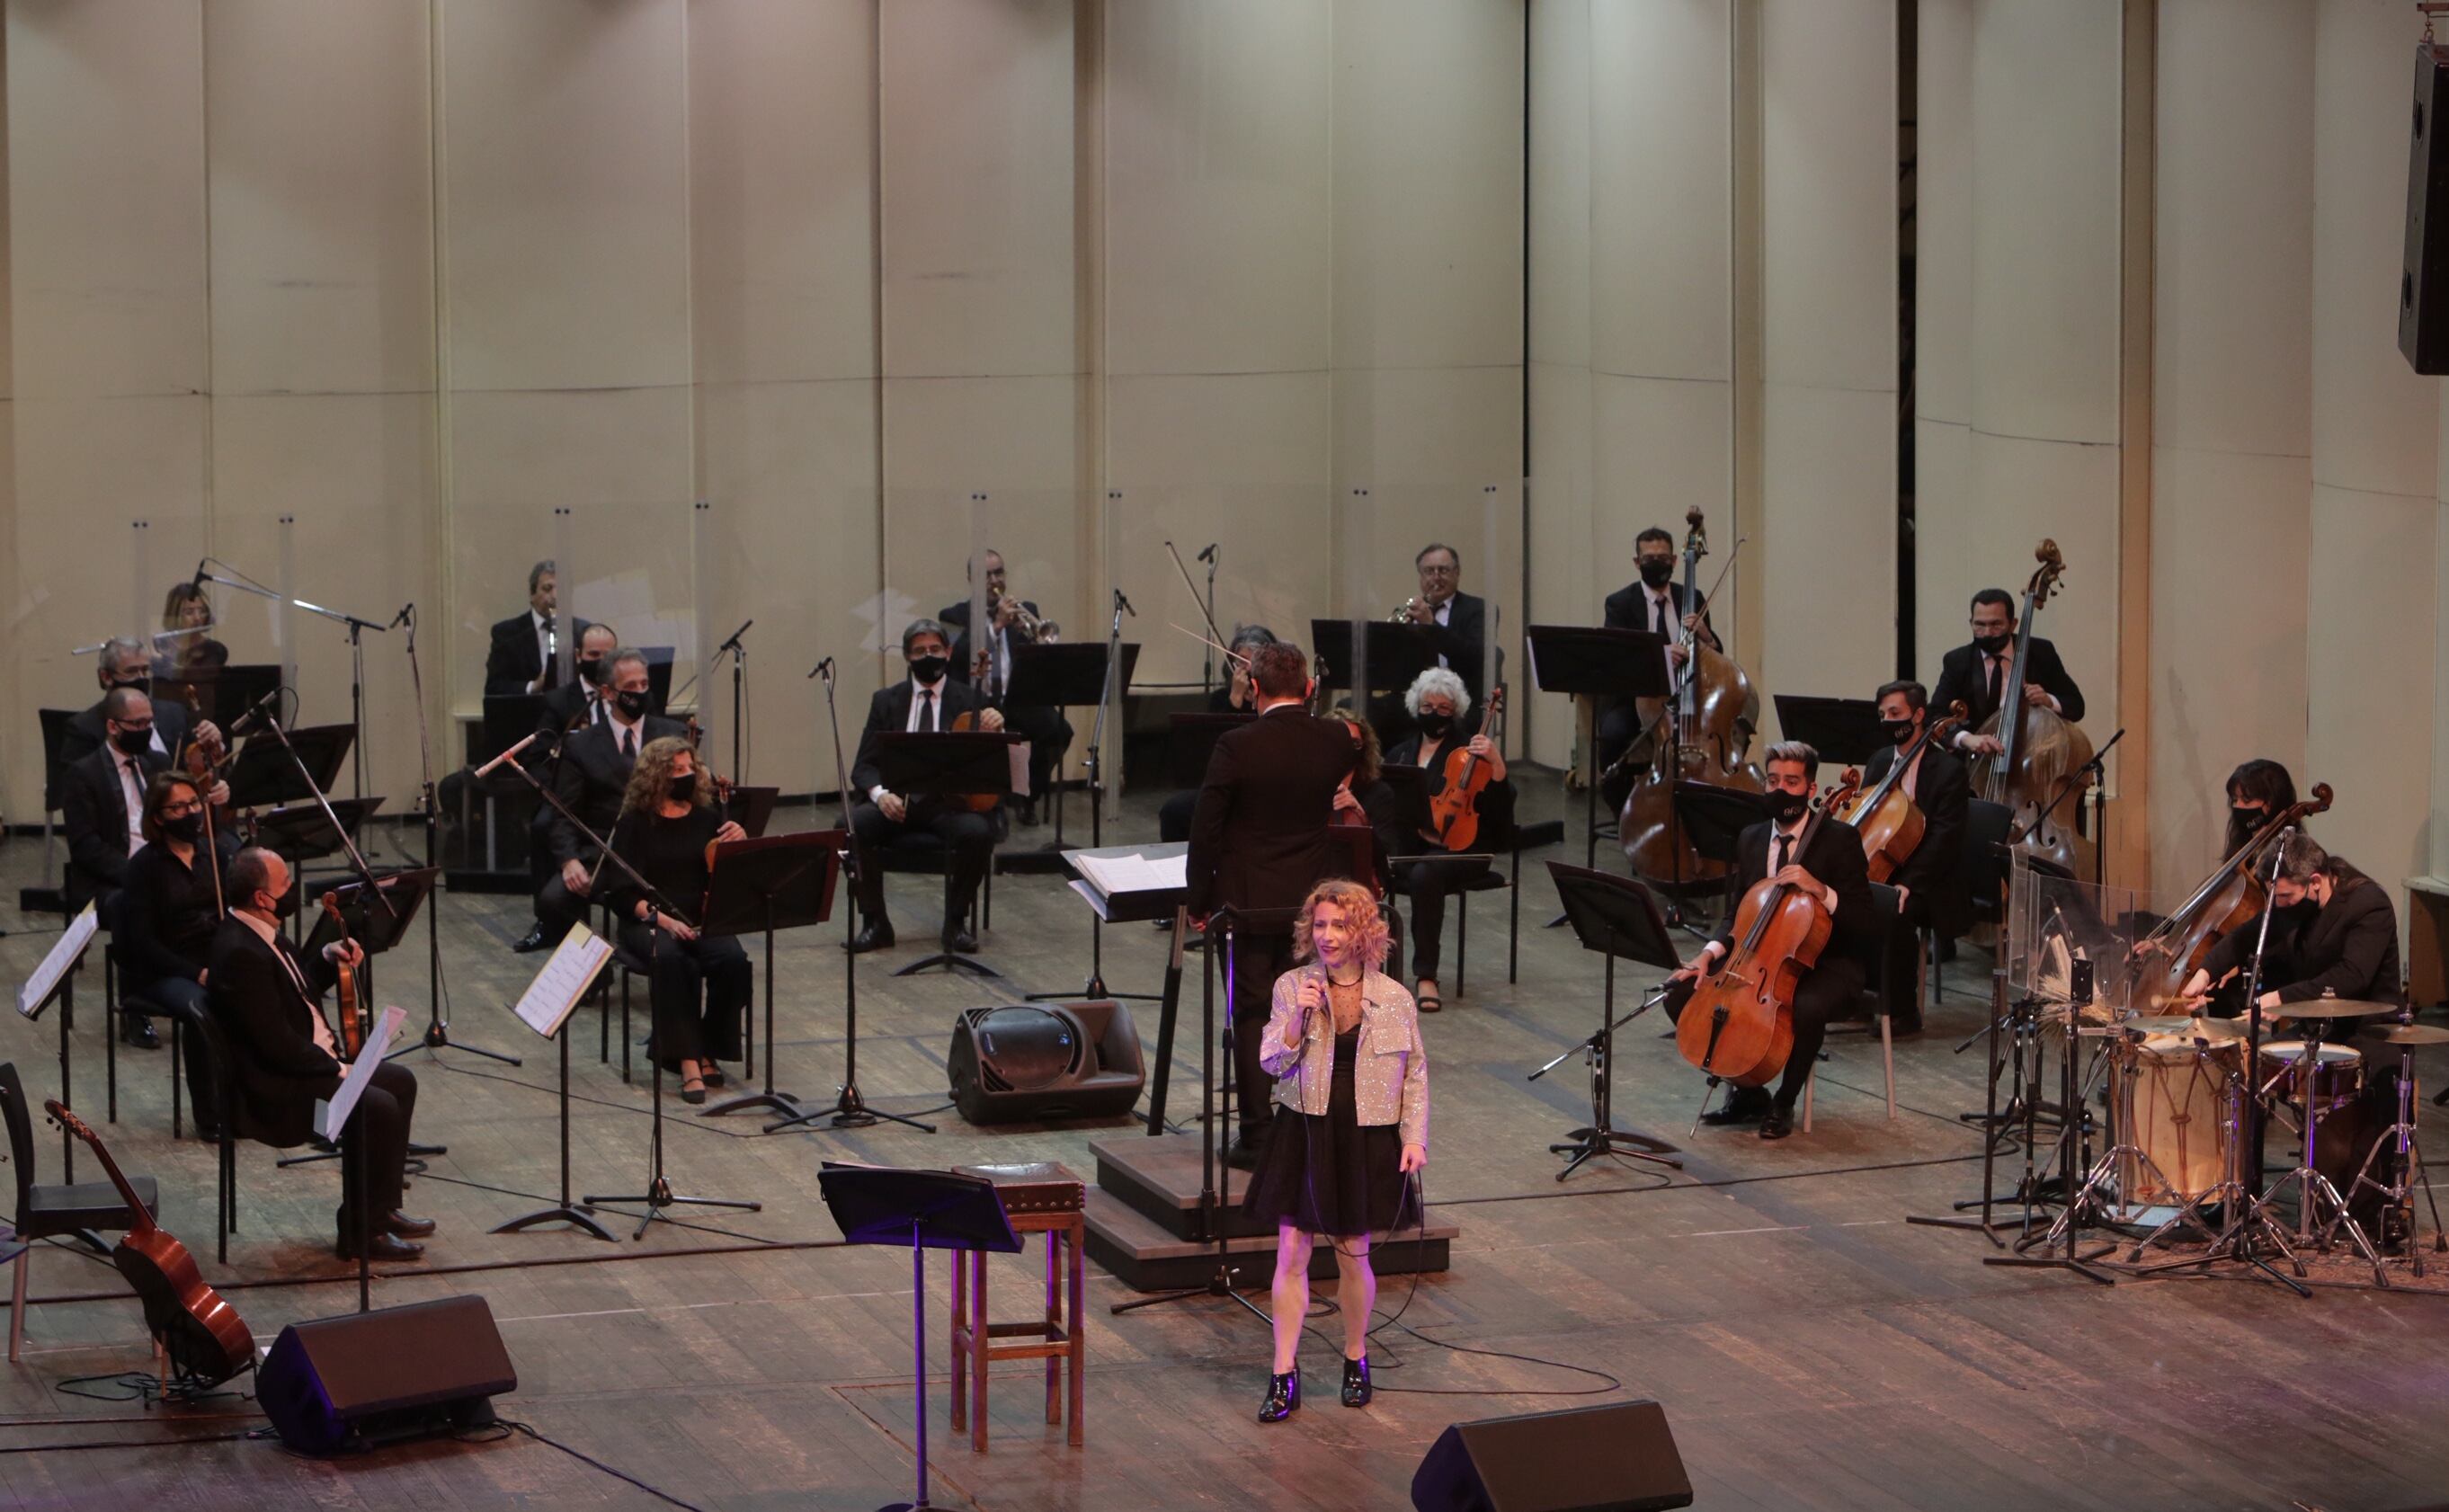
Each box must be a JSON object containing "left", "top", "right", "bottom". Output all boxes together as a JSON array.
[
  {"left": 1930, "top": 587, "right": 2085, "bottom": 760},
  {"left": 846, "top": 619, "right": 1005, "bottom": 956},
  {"left": 208, "top": 846, "right": 432, "bottom": 1261},
  {"left": 61, "top": 637, "right": 206, "bottom": 769},
  {"left": 2181, "top": 837, "right": 2400, "bottom": 1019},
  {"left": 485, "top": 559, "right": 591, "bottom": 698},
  {"left": 61, "top": 687, "right": 174, "bottom": 924},
  {"left": 1400, "top": 543, "right": 1492, "bottom": 703},
  {"left": 1185, "top": 640, "right": 1360, "bottom": 1167},
  {"left": 1597, "top": 527, "right": 1721, "bottom": 809},
  {"left": 1861, "top": 680, "right": 1970, "bottom": 1036},
  {"left": 531, "top": 649, "right": 686, "bottom": 949},
  {"left": 940, "top": 548, "right": 1072, "bottom": 826},
  {"left": 1661, "top": 743, "right": 1878, "bottom": 1141},
  {"left": 513, "top": 621, "right": 620, "bottom": 952}
]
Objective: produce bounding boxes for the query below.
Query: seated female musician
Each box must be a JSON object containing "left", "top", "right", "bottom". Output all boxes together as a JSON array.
[
  {"left": 1381, "top": 668, "right": 1513, "bottom": 1015},
  {"left": 2223, "top": 758, "right": 2298, "bottom": 857},
  {"left": 1245, "top": 877, "right": 1428, "bottom": 1423},
  {"left": 1157, "top": 625, "right": 1277, "bottom": 847},
  {"left": 607, "top": 736, "right": 750, "bottom": 1105},
  {"left": 156, "top": 581, "right": 229, "bottom": 680},
  {"left": 116, "top": 772, "right": 236, "bottom": 1136}
]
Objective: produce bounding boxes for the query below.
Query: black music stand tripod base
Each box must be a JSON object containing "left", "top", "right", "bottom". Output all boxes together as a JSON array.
[
  {"left": 1543, "top": 862, "right": 1685, "bottom": 1181},
  {"left": 699, "top": 832, "right": 842, "bottom": 1125},
  {"left": 587, "top": 1052, "right": 761, "bottom": 1241},
  {"left": 873, "top": 730, "right": 1020, "bottom": 983},
  {"left": 492, "top": 1027, "right": 614, "bottom": 1242}
]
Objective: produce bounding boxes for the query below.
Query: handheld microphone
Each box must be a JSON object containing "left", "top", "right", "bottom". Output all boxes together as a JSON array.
[
  {"left": 475, "top": 731, "right": 538, "bottom": 778},
  {"left": 224, "top": 686, "right": 283, "bottom": 739}
]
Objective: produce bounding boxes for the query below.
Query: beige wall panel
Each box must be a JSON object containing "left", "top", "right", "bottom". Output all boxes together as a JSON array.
[
  {"left": 1912, "top": 415, "right": 1973, "bottom": 678},
  {"left": 1915, "top": 0, "right": 1972, "bottom": 428},
  {"left": 1970, "top": 431, "right": 2121, "bottom": 783},
  {"left": 1527, "top": 0, "right": 1590, "bottom": 372},
  {"left": 446, "top": 387, "right": 695, "bottom": 711},
  {"left": 1106, "top": 370, "right": 1333, "bottom": 689},
  {"left": 1105, "top": 0, "right": 1331, "bottom": 378},
  {"left": 2310, "top": 0, "right": 2437, "bottom": 501},
  {"left": 1331, "top": 0, "right": 1523, "bottom": 372},
  {"left": 205, "top": 0, "right": 433, "bottom": 397},
  {"left": 439, "top": 0, "right": 690, "bottom": 394},
  {"left": 1968, "top": 0, "right": 2122, "bottom": 446},
  {"left": 1760, "top": 385, "right": 1895, "bottom": 711},
  {"left": 2304, "top": 485, "right": 2436, "bottom": 887},
  {"left": 1761, "top": 0, "right": 1892, "bottom": 393},
  {"left": 1588, "top": 0, "right": 1731, "bottom": 383},
  {"left": 1527, "top": 360, "right": 1593, "bottom": 767},
  {"left": 5, "top": 0, "right": 206, "bottom": 400},
  {"left": 209, "top": 394, "right": 436, "bottom": 797},
  {"left": 688, "top": 0, "right": 876, "bottom": 389},
  {"left": 1591, "top": 369, "right": 1732, "bottom": 627},
  {"left": 2147, "top": 448, "right": 2311, "bottom": 894},
  {"left": 879, "top": 0, "right": 1075, "bottom": 379},
  {"left": 693, "top": 378, "right": 881, "bottom": 788},
  {"left": 1330, "top": 367, "right": 1519, "bottom": 650}
]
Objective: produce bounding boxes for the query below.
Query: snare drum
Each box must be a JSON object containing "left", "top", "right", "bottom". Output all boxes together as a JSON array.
[
  {"left": 2122, "top": 1033, "right": 2239, "bottom": 1206},
  {"left": 2258, "top": 1041, "right": 2364, "bottom": 1115}
]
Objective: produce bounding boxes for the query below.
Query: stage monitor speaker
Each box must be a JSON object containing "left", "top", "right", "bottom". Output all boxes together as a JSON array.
[
  {"left": 257, "top": 1295, "right": 517, "bottom": 1454},
  {"left": 1411, "top": 1401, "right": 1693, "bottom": 1512},
  {"left": 2401, "top": 41, "right": 2449, "bottom": 372},
  {"left": 947, "top": 1001, "right": 1144, "bottom": 1125}
]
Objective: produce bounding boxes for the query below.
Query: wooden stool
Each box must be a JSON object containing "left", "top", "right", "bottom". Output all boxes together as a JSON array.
[{"left": 949, "top": 1161, "right": 1086, "bottom": 1452}]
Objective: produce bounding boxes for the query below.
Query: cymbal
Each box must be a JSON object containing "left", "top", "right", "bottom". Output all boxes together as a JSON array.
[
  {"left": 2372, "top": 1023, "right": 2449, "bottom": 1046},
  {"left": 2270, "top": 998, "right": 2398, "bottom": 1019}
]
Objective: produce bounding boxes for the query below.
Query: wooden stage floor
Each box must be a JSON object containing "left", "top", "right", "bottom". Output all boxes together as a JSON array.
[{"left": 1, "top": 782, "right": 2444, "bottom": 1511}]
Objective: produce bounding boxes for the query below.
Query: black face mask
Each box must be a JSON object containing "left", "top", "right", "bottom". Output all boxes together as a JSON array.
[
  {"left": 910, "top": 654, "right": 950, "bottom": 685},
  {"left": 1881, "top": 718, "right": 1917, "bottom": 746},
  {"left": 162, "top": 812, "right": 203, "bottom": 843},
  {"left": 1638, "top": 559, "right": 1675, "bottom": 588},
  {"left": 669, "top": 772, "right": 698, "bottom": 802},
  {"left": 2230, "top": 805, "right": 2266, "bottom": 837},
  {"left": 578, "top": 655, "right": 604, "bottom": 685},
  {"left": 1767, "top": 788, "right": 1811, "bottom": 825},
  {"left": 613, "top": 689, "right": 648, "bottom": 719},
  {"left": 111, "top": 726, "right": 152, "bottom": 757},
  {"left": 108, "top": 674, "right": 151, "bottom": 695},
  {"left": 1416, "top": 712, "right": 1455, "bottom": 740},
  {"left": 1972, "top": 631, "right": 2011, "bottom": 656}
]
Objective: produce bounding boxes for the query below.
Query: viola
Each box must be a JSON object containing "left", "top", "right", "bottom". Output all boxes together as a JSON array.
[
  {"left": 1968, "top": 540, "right": 2096, "bottom": 880},
  {"left": 1425, "top": 687, "right": 1505, "bottom": 853},
  {"left": 1836, "top": 700, "right": 1968, "bottom": 883},
  {"left": 47, "top": 1100, "right": 253, "bottom": 1386},
  {"left": 318, "top": 891, "right": 364, "bottom": 1060},
  {"left": 1675, "top": 770, "right": 1859, "bottom": 1090},
  {"left": 2130, "top": 782, "right": 2334, "bottom": 1008}
]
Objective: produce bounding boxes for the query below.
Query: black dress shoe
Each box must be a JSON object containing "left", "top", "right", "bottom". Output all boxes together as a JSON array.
[
  {"left": 336, "top": 1232, "right": 424, "bottom": 1262},
  {"left": 1759, "top": 1106, "right": 1794, "bottom": 1141},
  {"left": 119, "top": 1018, "right": 161, "bottom": 1052},
  {"left": 1701, "top": 1087, "right": 1771, "bottom": 1125},
  {"left": 1258, "top": 1368, "right": 1300, "bottom": 1423},
  {"left": 512, "top": 921, "right": 550, "bottom": 953},
  {"left": 386, "top": 1211, "right": 437, "bottom": 1238},
  {"left": 846, "top": 921, "right": 896, "bottom": 954},
  {"left": 1224, "top": 1133, "right": 1266, "bottom": 1170},
  {"left": 1018, "top": 798, "right": 1040, "bottom": 827},
  {"left": 1340, "top": 1356, "right": 1373, "bottom": 1408},
  {"left": 942, "top": 925, "right": 980, "bottom": 955}
]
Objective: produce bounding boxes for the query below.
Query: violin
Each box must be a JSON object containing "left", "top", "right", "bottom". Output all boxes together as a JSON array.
[
  {"left": 1425, "top": 686, "right": 1505, "bottom": 853},
  {"left": 683, "top": 714, "right": 744, "bottom": 867},
  {"left": 1968, "top": 540, "right": 2096, "bottom": 880},
  {"left": 48, "top": 1100, "right": 253, "bottom": 1386},
  {"left": 318, "top": 891, "right": 364, "bottom": 1060},
  {"left": 2130, "top": 782, "right": 2334, "bottom": 1009},
  {"left": 1675, "top": 769, "right": 1860, "bottom": 1090},
  {"left": 1835, "top": 700, "right": 1969, "bottom": 882},
  {"left": 1618, "top": 507, "right": 1765, "bottom": 891}
]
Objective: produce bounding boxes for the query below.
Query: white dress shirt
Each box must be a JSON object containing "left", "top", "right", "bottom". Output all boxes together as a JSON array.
[
  {"left": 870, "top": 677, "right": 952, "bottom": 802},
  {"left": 532, "top": 609, "right": 554, "bottom": 680},
  {"left": 233, "top": 908, "right": 338, "bottom": 1059},
  {"left": 1430, "top": 598, "right": 1452, "bottom": 669}
]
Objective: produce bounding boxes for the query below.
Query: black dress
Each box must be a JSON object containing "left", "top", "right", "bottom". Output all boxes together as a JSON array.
[
  {"left": 1243, "top": 1023, "right": 1405, "bottom": 1238},
  {"left": 608, "top": 805, "right": 750, "bottom": 1072}
]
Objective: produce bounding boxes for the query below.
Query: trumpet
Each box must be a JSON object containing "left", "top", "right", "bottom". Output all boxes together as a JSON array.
[
  {"left": 990, "top": 592, "right": 1059, "bottom": 643},
  {"left": 1389, "top": 597, "right": 1422, "bottom": 623}
]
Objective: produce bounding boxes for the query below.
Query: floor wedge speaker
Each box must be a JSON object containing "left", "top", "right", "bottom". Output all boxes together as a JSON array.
[
  {"left": 947, "top": 1001, "right": 1144, "bottom": 1125},
  {"left": 1412, "top": 1400, "right": 1693, "bottom": 1512},
  {"left": 258, "top": 1295, "right": 517, "bottom": 1454}
]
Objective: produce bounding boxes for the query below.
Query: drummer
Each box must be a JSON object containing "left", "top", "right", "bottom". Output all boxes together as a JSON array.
[{"left": 2177, "top": 838, "right": 2400, "bottom": 1022}]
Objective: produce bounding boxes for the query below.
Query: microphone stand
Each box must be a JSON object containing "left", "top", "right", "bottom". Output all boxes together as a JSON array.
[
  {"left": 717, "top": 620, "right": 751, "bottom": 782},
  {"left": 1200, "top": 545, "right": 1219, "bottom": 696},
  {"left": 1028, "top": 591, "right": 1158, "bottom": 1005},
  {"left": 200, "top": 565, "right": 389, "bottom": 801}
]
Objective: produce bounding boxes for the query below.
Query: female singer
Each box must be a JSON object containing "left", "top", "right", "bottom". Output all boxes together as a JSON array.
[
  {"left": 156, "top": 581, "right": 229, "bottom": 680},
  {"left": 117, "top": 772, "right": 237, "bottom": 1134},
  {"left": 1244, "top": 877, "right": 1429, "bottom": 1423},
  {"left": 1383, "top": 668, "right": 1513, "bottom": 1014},
  {"left": 607, "top": 737, "right": 749, "bottom": 1105}
]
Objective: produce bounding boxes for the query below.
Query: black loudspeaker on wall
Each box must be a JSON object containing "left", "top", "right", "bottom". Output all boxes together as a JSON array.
[
  {"left": 2400, "top": 41, "right": 2449, "bottom": 373},
  {"left": 257, "top": 1295, "right": 518, "bottom": 1454},
  {"left": 1412, "top": 1401, "right": 1694, "bottom": 1512},
  {"left": 947, "top": 1001, "right": 1144, "bottom": 1125}
]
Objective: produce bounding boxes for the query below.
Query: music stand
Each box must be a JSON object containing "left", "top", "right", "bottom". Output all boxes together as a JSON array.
[
  {"left": 479, "top": 694, "right": 547, "bottom": 771},
  {"left": 724, "top": 786, "right": 780, "bottom": 838},
  {"left": 1166, "top": 712, "right": 1256, "bottom": 787},
  {"left": 1524, "top": 625, "right": 1670, "bottom": 892},
  {"left": 697, "top": 832, "right": 845, "bottom": 1126},
  {"left": 1002, "top": 641, "right": 1133, "bottom": 865},
  {"left": 1539, "top": 863, "right": 1684, "bottom": 1179},
  {"left": 1059, "top": 844, "right": 1190, "bottom": 1125},
  {"left": 225, "top": 725, "right": 355, "bottom": 810},
  {"left": 872, "top": 729, "right": 1022, "bottom": 981},
  {"left": 16, "top": 904, "right": 99, "bottom": 1179},
  {"left": 280, "top": 867, "right": 451, "bottom": 1171},
  {"left": 158, "top": 663, "right": 281, "bottom": 733},
  {"left": 1310, "top": 619, "right": 1435, "bottom": 707},
  {"left": 1672, "top": 780, "right": 1767, "bottom": 927},
  {"left": 258, "top": 798, "right": 386, "bottom": 871},
  {"left": 493, "top": 925, "right": 617, "bottom": 1242},
  {"left": 1772, "top": 694, "right": 1886, "bottom": 769},
  {"left": 817, "top": 1163, "right": 1020, "bottom": 1512}
]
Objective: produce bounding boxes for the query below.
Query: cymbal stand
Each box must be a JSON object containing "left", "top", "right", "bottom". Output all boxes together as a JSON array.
[
  {"left": 2256, "top": 1027, "right": 2386, "bottom": 1284},
  {"left": 2342, "top": 1036, "right": 2446, "bottom": 1276}
]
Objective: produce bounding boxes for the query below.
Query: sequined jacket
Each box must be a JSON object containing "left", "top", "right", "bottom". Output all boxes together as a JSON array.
[{"left": 1257, "top": 966, "right": 1429, "bottom": 1151}]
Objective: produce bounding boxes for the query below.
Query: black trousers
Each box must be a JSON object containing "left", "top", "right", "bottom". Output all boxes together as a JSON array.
[
  {"left": 534, "top": 866, "right": 596, "bottom": 946},
  {"left": 138, "top": 975, "right": 223, "bottom": 1132},
  {"left": 1880, "top": 888, "right": 1933, "bottom": 1030},
  {"left": 337, "top": 1060, "right": 418, "bottom": 1239},
  {"left": 1662, "top": 956, "right": 1866, "bottom": 1108},
  {"left": 1003, "top": 702, "right": 1073, "bottom": 810},
  {"left": 849, "top": 799, "right": 993, "bottom": 926},
  {"left": 1595, "top": 700, "right": 1648, "bottom": 810},
  {"left": 1221, "top": 926, "right": 1296, "bottom": 1140},
  {"left": 623, "top": 924, "right": 750, "bottom": 1072},
  {"left": 1393, "top": 854, "right": 1489, "bottom": 983}
]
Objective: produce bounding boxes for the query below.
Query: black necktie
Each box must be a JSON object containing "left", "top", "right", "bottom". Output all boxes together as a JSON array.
[
  {"left": 922, "top": 690, "right": 938, "bottom": 733},
  {"left": 1985, "top": 653, "right": 2003, "bottom": 713},
  {"left": 1652, "top": 591, "right": 1665, "bottom": 636},
  {"left": 1775, "top": 832, "right": 1792, "bottom": 875},
  {"left": 620, "top": 725, "right": 635, "bottom": 760}
]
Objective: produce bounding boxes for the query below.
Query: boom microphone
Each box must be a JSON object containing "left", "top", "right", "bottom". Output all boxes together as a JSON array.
[{"left": 475, "top": 732, "right": 538, "bottom": 778}]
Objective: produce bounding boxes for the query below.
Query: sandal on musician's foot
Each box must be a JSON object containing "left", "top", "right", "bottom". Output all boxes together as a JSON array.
[
  {"left": 680, "top": 1075, "right": 708, "bottom": 1106},
  {"left": 1258, "top": 1367, "right": 1300, "bottom": 1423},
  {"left": 1415, "top": 980, "right": 1442, "bottom": 1013},
  {"left": 1340, "top": 1355, "right": 1372, "bottom": 1408}
]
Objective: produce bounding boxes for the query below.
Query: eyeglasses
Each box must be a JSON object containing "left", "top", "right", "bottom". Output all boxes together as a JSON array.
[{"left": 159, "top": 799, "right": 200, "bottom": 818}]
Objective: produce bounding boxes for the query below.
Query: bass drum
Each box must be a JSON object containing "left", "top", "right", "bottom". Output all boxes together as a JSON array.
[{"left": 2121, "top": 1033, "right": 2240, "bottom": 1207}]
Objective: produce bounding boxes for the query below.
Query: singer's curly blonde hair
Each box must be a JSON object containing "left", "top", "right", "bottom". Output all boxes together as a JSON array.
[{"left": 1290, "top": 878, "right": 1391, "bottom": 971}]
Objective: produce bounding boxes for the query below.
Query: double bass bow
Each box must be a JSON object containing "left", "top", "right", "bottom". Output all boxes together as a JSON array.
[
  {"left": 1969, "top": 540, "right": 2096, "bottom": 879},
  {"left": 1836, "top": 700, "right": 1969, "bottom": 883}
]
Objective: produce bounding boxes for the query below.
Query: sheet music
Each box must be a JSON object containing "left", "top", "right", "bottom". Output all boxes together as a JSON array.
[
  {"left": 316, "top": 1004, "right": 409, "bottom": 1141},
  {"left": 514, "top": 924, "right": 616, "bottom": 1039},
  {"left": 1009, "top": 739, "right": 1032, "bottom": 798},
  {"left": 16, "top": 904, "right": 98, "bottom": 1018},
  {"left": 1073, "top": 849, "right": 1188, "bottom": 897}
]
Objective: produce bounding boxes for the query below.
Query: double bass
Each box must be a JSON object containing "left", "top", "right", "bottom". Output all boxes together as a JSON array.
[
  {"left": 2130, "top": 782, "right": 2334, "bottom": 1009},
  {"left": 1835, "top": 700, "right": 1969, "bottom": 883},
  {"left": 1675, "top": 769, "right": 1861, "bottom": 1090},
  {"left": 1969, "top": 541, "right": 2095, "bottom": 879},
  {"left": 1618, "top": 507, "right": 1764, "bottom": 890}
]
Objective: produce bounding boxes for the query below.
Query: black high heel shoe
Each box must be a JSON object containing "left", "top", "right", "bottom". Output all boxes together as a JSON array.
[
  {"left": 1258, "top": 1367, "right": 1300, "bottom": 1423},
  {"left": 1340, "top": 1356, "right": 1372, "bottom": 1408}
]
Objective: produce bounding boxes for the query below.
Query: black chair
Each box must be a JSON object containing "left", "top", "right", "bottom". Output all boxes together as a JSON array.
[
  {"left": 1809, "top": 885, "right": 1900, "bottom": 1133},
  {"left": 0, "top": 1061, "right": 159, "bottom": 1362},
  {"left": 179, "top": 1013, "right": 310, "bottom": 1265},
  {"left": 96, "top": 894, "right": 184, "bottom": 1130},
  {"left": 873, "top": 831, "right": 994, "bottom": 954}
]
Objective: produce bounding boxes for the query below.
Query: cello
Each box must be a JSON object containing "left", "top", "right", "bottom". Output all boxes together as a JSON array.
[
  {"left": 1676, "top": 769, "right": 1860, "bottom": 1091},
  {"left": 1618, "top": 507, "right": 1764, "bottom": 891},
  {"left": 2129, "top": 782, "right": 2334, "bottom": 1008},
  {"left": 1968, "top": 541, "right": 2096, "bottom": 879},
  {"left": 1836, "top": 700, "right": 1969, "bottom": 883}
]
